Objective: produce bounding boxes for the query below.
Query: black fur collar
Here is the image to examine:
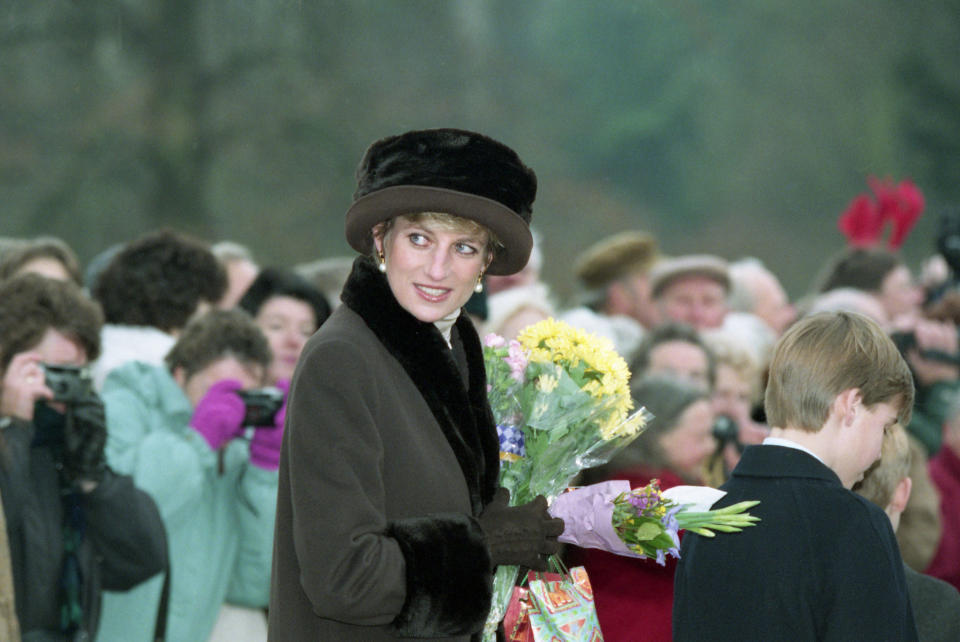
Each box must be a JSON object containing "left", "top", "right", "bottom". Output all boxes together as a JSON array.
[{"left": 340, "top": 256, "right": 499, "bottom": 516}]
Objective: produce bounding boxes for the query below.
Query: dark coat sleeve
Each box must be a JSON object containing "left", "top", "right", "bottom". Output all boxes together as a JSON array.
[{"left": 85, "top": 468, "right": 168, "bottom": 591}]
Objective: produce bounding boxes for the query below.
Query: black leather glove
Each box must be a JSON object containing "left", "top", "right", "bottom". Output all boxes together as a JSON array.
[
  {"left": 62, "top": 392, "right": 108, "bottom": 483},
  {"left": 478, "top": 488, "right": 564, "bottom": 571}
]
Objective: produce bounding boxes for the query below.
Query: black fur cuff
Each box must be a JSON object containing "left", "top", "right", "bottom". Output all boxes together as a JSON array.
[{"left": 387, "top": 513, "right": 493, "bottom": 637}]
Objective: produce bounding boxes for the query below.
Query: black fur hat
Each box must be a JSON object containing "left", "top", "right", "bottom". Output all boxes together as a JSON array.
[{"left": 344, "top": 128, "right": 537, "bottom": 275}]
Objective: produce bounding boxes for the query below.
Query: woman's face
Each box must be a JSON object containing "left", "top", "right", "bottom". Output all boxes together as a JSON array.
[
  {"left": 879, "top": 265, "right": 922, "bottom": 322},
  {"left": 712, "top": 364, "right": 752, "bottom": 424},
  {"left": 374, "top": 216, "right": 491, "bottom": 323},
  {"left": 176, "top": 356, "right": 264, "bottom": 407},
  {"left": 256, "top": 295, "right": 317, "bottom": 384},
  {"left": 658, "top": 399, "right": 716, "bottom": 481}
]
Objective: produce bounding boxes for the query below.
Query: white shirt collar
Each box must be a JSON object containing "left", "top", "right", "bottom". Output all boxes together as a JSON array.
[
  {"left": 433, "top": 309, "right": 461, "bottom": 348},
  {"left": 762, "top": 436, "right": 826, "bottom": 465}
]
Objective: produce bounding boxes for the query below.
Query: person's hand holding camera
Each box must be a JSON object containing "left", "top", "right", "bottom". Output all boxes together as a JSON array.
[
  {"left": 478, "top": 487, "right": 565, "bottom": 571},
  {"left": 1, "top": 351, "right": 53, "bottom": 420},
  {"left": 63, "top": 391, "right": 108, "bottom": 485},
  {"left": 908, "top": 318, "right": 960, "bottom": 386},
  {"left": 32, "top": 389, "right": 108, "bottom": 490},
  {"left": 189, "top": 379, "right": 247, "bottom": 450},
  {"left": 249, "top": 379, "right": 288, "bottom": 471}
]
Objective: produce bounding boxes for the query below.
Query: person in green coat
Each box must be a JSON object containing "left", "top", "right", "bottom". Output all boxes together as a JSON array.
[{"left": 97, "top": 308, "right": 282, "bottom": 642}]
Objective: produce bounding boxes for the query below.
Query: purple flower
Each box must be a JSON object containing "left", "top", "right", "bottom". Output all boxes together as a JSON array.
[{"left": 663, "top": 504, "right": 682, "bottom": 552}]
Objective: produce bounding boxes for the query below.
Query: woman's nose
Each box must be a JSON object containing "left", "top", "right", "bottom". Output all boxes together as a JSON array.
[{"left": 426, "top": 248, "right": 449, "bottom": 279}]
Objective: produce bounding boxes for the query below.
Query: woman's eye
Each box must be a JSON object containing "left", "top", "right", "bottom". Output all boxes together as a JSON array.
[
  {"left": 456, "top": 242, "right": 478, "bottom": 255},
  {"left": 408, "top": 233, "right": 427, "bottom": 246}
]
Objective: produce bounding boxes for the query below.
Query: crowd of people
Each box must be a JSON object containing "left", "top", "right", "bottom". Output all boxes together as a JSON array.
[{"left": 1, "top": 127, "right": 959, "bottom": 640}]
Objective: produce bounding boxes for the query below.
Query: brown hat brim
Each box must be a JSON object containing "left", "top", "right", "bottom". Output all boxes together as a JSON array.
[{"left": 344, "top": 185, "right": 533, "bottom": 276}]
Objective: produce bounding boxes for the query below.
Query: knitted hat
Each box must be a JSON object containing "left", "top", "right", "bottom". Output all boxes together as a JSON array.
[
  {"left": 344, "top": 128, "right": 537, "bottom": 276},
  {"left": 573, "top": 231, "right": 660, "bottom": 290}
]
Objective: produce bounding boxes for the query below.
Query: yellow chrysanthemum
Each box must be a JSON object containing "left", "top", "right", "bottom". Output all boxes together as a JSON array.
[{"left": 518, "top": 317, "right": 645, "bottom": 441}]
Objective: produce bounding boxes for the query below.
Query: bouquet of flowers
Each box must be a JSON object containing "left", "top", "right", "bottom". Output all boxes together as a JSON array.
[
  {"left": 481, "top": 319, "right": 651, "bottom": 641},
  {"left": 549, "top": 479, "right": 760, "bottom": 566}
]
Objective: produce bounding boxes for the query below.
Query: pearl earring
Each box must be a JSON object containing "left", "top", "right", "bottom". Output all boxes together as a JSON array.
[
  {"left": 474, "top": 273, "right": 484, "bottom": 293},
  {"left": 377, "top": 250, "right": 387, "bottom": 273}
]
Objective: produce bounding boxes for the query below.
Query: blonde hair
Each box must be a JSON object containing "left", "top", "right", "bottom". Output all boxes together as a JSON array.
[
  {"left": 376, "top": 211, "right": 502, "bottom": 260},
  {"left": 706, "top": 334, "right": 760, "bottom": 402},
  {"left": 764, "top": 311, "right": 914, "bottom": 431},
  {"left": 854, "top": 423, "right": 911, "bottom": 509}
]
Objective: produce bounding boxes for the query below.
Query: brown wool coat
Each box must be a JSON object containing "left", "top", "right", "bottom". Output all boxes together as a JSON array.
[{"left": 269, "top": 258, "right": 499, "bottom": 641}]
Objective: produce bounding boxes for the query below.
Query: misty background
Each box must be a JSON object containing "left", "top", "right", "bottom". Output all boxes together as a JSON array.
[{"left": 2, "top": 0, "right": 958, "bottom": 303}]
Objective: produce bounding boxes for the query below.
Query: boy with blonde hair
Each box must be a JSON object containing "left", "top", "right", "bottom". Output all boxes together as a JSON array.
[{"left": 674, "top": 311, "right": 918, "bottom": 640}]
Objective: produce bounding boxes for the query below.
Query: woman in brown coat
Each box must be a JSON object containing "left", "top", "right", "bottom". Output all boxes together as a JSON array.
[{"left": 269, "top": 129, "right": 563, "bottom": 641}]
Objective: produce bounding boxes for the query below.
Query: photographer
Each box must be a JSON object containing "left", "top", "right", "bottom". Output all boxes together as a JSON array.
[
  {"left": 96, "top": 309, "right": 280, "bottom": 642},
  {"left": 0, "top": 274, "right": 167, "bottom": 640},
  {"left": 702, "top": 334, "right": 770, "bottom": 486}
]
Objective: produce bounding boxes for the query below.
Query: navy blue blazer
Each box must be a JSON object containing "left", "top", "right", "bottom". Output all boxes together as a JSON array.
[{"left": 673, "top": 445, "right": 917, "bottom": 641}]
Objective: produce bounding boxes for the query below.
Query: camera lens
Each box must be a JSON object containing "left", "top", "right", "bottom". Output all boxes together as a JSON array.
[{"left": 712, "top": 415, "right": 739, "bottom": 443}]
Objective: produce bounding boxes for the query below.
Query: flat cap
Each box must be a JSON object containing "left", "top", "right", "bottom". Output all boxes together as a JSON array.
[
  {"left": 574, "top": 231, "right": 659, "bottom": 290},
  {"left": 650, "top": 254, "right": 730, "bottom": 297}
]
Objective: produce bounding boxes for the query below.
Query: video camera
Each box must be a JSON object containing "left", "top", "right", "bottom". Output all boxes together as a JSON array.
[
  {"left": 236, "top": 387, "right": 285, "bottom": 427},
  {"left": 41, "top": 363, "right": 95, "bottom": 403}
]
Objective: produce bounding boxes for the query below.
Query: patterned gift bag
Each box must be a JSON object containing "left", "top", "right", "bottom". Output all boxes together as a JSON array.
[
  {"left": 503, "top": 585, "right": 534, "bottom": 642},
  {"left": 525, "top": 566, "right": 604, "bottom": 642}
]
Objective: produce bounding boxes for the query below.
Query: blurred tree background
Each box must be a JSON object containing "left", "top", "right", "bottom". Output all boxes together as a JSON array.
[{"left": 1, "top": 0, "right": 958, "bottom": 302}]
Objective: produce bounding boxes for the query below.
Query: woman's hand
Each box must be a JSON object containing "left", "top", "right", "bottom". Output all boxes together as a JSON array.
[
  {"left": 249, "top": 379, "right": 288, "bottom": 471},
  {"left": 478, "top": 488, "right": 564, "bottom": 571},
  {"left": 188, "top": 379, "right": 247, "bottom": 450},
  {"left": 0, "top": 351, "right": 53, "bottom": 420}
]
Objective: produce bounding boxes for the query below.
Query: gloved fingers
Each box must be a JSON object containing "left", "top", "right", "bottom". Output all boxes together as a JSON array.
[
  {"left": 529, "top": 494, "right": 548, "bottom": 511},
  {"left": 525, "top": 554, "right": 551, "bottom": 572},
  {"left": 542, "top": 538, "right": 562, "bottom": 558},
  {"left": 491, "top": 487, "right": 511, "bottom": 506},
  {"left": 544, "top": 517, "right": 565, "bottom": 538},
  {"left": 71, "top": 393, "right": 106, "bottom": 423},
  {"left": 206, "top": 378, "right": 245, "bottom": 395}
]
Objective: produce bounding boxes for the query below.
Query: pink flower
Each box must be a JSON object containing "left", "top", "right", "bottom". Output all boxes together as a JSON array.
[
  {"left": 484, "top": 333, "right": 506, "bottom": 348},
  {"left": 506, "top": 341, "right": 528, "bottom": 382}
]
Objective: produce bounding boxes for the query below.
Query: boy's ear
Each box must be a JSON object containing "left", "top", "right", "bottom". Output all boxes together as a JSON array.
[
  {"left": 835, "top": 388, "right": 863, "bottom": 427},
  {"left": 890, "top": 476, "right": 912, "bottom": 514}
]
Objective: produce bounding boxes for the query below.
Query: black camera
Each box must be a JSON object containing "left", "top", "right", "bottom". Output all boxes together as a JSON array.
[
  {"left": 889, "top": 330, "right": 960, "bottom": 366},
  {"left": 42, "top": 363, "right": 94, "bottom": 403},
  {"left": 712, "top": 415, "right": 741, "bottom": 449},
  {"left": 236, "top": 387, "right": 285, "bottom": 427}
]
